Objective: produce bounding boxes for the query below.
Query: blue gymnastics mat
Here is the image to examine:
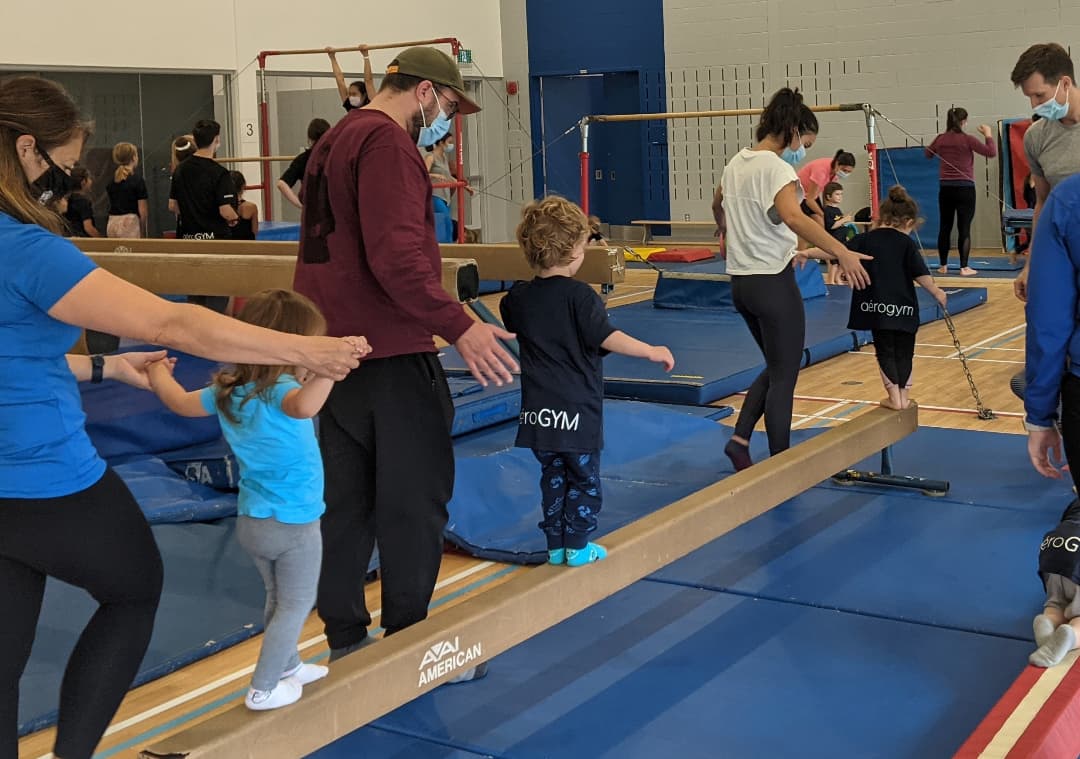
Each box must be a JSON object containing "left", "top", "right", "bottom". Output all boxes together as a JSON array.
[
  {"left": 256, "top": 220, "right": 300, "bottom": 241},
  {"left": 313, "top": 585, "right": 1028, "bottom": 759},
  {"left": 446, "top": 400, "right": 743, "bottom": 565},
  {"left": 310, "top": 426, "right": 1051, "bottom": 759},
  {"left": 18, "top": 518, "right": 266, "bottom": 736},
  {"left": 602, "top": 285, "right": 986, "bottom": 405},
  {"left": 930, "top": 255, "right": 1025, "bottom": 274}
]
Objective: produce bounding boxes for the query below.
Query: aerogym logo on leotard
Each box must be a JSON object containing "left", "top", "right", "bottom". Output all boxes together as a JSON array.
[
  {"left": 1041, "top": 535, "right": 1080, "bottom": 552},
  {"left": 860, "top": 301, "right": 914, "bottom": 318},
  {"left": 417, "top": 636, "right": 483, "bottom": 687}
]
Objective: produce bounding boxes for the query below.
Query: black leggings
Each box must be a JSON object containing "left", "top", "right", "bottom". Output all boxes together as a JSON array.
[
  {"left": 872, "top": 329, "right": 917, "bottom": 388},
  {"left": 0, "top": 469, "right": 162, "bottom": 759},
  {"left": 731, "top": 264, "right": 806, "bottom": 455},
  {"left": 938, "top": 184, "right": 977, "bottom": 268}
]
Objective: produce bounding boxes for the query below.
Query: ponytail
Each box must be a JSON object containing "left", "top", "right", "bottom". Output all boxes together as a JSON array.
[
  {"left": 832, "top": 149, "right": 856, "bottom": 171},
  {"left": 946, "top": 107, "right": 968, "bottom": 133},
  {"left": 112, "top": 141, "right": 137, "bottom": 184},
  {"left": 756, "top": 87, "right": 819, "bottom": 143},
  {"left": 879, "top": 184, "right": 920, "bottom": 227}
]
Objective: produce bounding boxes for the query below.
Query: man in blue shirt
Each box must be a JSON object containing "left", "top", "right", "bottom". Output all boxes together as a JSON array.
[{"left": 1025, "top": 172, "right": 1080, "bottom": 479}]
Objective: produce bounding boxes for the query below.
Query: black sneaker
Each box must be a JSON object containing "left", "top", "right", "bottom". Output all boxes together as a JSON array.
[{"left": 328, "top": 635, "right": 376, "bottom": 663}]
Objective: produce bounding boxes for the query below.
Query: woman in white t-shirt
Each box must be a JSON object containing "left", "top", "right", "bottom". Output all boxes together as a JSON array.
[{"left": 711, "top": 88, "right": 871, "bottom": 471}]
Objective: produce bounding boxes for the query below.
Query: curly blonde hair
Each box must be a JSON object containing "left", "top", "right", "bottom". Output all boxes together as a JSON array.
[{"left": 516, "top": 196, "right": 589, "bottom": 270}]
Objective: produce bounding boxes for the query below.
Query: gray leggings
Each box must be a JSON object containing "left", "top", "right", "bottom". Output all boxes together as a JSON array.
[{"left": 236, "top": 516, "right": 322, "bottom": 692}]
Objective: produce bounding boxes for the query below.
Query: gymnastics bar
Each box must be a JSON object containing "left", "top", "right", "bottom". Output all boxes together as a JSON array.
[
  {"left": 85, "top": 252, "right": 480, "bottom": 303},
  {"left": 255, "top": 37, "right": 463, "bottom": 227},
  {"left": 140, "top": 403, "right": 918, "bottom": 758},
  {"left": 577, "top": 102, "right": 879, "bottom": 219},
  {"left": 71, "top": 240, "right": 626, "bottom": 289}
]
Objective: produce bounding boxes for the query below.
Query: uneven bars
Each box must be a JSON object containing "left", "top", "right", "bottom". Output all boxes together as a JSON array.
[
  {"left": 586, "top": 103, "right": 868, "bottom": 123},
  {"left": 255, "top": 37, "right": 462, "bottom": 219}
]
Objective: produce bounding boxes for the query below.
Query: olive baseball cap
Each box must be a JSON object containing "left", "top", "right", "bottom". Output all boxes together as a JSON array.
[{"left": 386, "top": 47, "right": 481, "bottom": 115}]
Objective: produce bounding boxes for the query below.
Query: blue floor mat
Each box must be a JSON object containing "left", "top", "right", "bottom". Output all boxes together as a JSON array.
[
  {"left": 603, "top": 285, "right": 986, "bottom": 405},
  {"left": 256, "top": 220, "right": 300, "bottom": 241},
  {"left": 18, "top": 518, "right": 266, "bottom": 736},
  {"left": 446, "top": 400, "right": 744, "bottom": 564},
  {"left": 930, "top": 255, "right": 1025, "bottom": 272},
  {"left": 114, "top": 456, "right": 238, "bottom": 524},
  {"left": 317, "top": 582, "right": 1028, "bottom": 759}
]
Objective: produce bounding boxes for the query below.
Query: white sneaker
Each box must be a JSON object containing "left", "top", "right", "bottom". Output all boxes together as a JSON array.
[
  {"left": 282, "top": 662, "right": 329, "bottom": 686},
  {"left": 245, "top": 677, "right": 302, "bottom": 711}
]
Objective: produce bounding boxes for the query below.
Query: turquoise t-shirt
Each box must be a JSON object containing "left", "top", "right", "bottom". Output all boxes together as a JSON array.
[
  {"left": 0, "top": 212, "right": 105, "bottom": 498},
  {"left": 199, "top": 377, "right": 324, "bottom": 523}
]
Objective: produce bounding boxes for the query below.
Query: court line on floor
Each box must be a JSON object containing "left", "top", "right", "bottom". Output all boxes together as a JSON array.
[
  {"left": 847, "top": 352, "right": 1023, "bottom": 366},
  {"left": 741, "top": 392, "right": 1025, "bottom": 419},
  {"left": 791, "top": 401, "right": 849, "bottom": 429},
  {"left": 946, "top": 323, "right": 1025, "bottom": 359},
  {"left": 31, "top": 561, "right": 507, "bottom": 759}
]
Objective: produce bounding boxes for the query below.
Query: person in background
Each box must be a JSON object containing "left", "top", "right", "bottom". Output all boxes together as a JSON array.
[
  {"left": 328, "top": 45, "right": 376, "bottom": 113},
  {"left": 229, "top": 171, "right": 259, "bottom": 241},
  {"left": 798, "top": 149, "right": 857, "bottom": 224},
  {"left": 924, "top": 107, "right": 996, "bottom": 276},
  {"left": 821, "top": 181, "right": 854, "bottom": 283},
  {"left": 105, "top": 142, "right": 148, "bottom": 238},
  {"left": 424, "top": 132, "right": 473, "bottom": 242},
  {"left": 587, "top": 215, "right": 608, "bottom": 245},
  {"left": 1010, "top": 43, "right": 1080, "bottom": 302},
  {"left": 845, "top": 186, "right": 947, "bottom": 410},
  {"left": 277, "top": 118, "right": 331, "bottom": 211},
  {"left": 170, "top": 134, "right": 196, "bottom": 174},
  {"left": 712, "top": 88, "right": 870, "bottom": 472},
  {"left": 168, "top": 120, "right": 237, "bottom": 240},
  {"left": 501, "top": 196, "right": 674, "bottom": 567},
  {"left": 1029, "top": 498, "right": 1080, "bottom": 668},
  {"left": 147, "top": 290, "right": 343, "bottom": 709},
  {"left": 0, "top": 75, "right": 366, "bottom": 759},
  {"left": 64, "top": 167, "right": 100, "bottom": 238}
]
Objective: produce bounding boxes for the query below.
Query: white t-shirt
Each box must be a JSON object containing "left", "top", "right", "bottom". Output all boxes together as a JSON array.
[{"left": 721, "top": 148, "right": 802, "bottom": 275}]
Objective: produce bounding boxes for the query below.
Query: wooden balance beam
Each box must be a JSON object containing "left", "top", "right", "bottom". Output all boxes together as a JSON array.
[
  {"left": 72, "top": 239, "right": 626, "bottom": 289},
  {"left": 86, "top": 252, "right": 479, "bottom": 303},
  {"left": 139, "top": 404, "right": 917, "bottom": 759}
]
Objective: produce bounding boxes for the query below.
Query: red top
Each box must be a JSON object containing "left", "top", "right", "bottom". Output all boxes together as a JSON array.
[
  {"left": 925, "top": 131, "right": 996, "bottom": 182},
  {"left": 293, "top": 110, "right": 473, "bottom": 359}
]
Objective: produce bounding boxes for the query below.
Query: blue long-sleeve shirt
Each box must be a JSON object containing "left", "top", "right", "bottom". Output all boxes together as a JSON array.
[{"left": 1025, "top": 174, "right": 1080, "bottom": 427}]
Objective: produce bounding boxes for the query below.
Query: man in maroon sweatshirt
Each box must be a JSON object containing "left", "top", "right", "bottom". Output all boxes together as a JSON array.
[{"left": 294, "top": 47, "right": 517, "bottom": 673}]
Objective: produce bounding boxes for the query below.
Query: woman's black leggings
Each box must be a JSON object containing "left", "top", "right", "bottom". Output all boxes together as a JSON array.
[
  {"left": 731, "top": 263, "right": 806, "bottom": 455},
  {"left": 0, "top": 469, "right": 162, "bottom": 759},
  {"left": 938, "top": 184, "right": 977, "bottom": 268}
]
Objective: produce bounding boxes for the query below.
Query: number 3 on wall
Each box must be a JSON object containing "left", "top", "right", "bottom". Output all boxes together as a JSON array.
[{"left": 242, "top": 121, "right": 256, "bottom": 139}]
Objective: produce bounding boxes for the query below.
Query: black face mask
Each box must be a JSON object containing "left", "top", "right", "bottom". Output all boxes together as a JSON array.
[{"left": 33, "top": 165, "right": 74, "bottom": 205}]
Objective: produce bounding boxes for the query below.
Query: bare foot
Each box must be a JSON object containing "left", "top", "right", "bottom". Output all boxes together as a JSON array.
[
  {"left": 959, "top": 267, "right": 978, "bottom": 276},
  {"left": 937, "top": 266, "right": 949, "bottom": 275},
  {"left": 880, "top": 396, "right": 901, "bottom": 410}
]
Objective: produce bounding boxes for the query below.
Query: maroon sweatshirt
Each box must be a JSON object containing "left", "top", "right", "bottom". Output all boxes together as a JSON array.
[
  {"left": 293, "top": 109, "right": 473, "bottom": 359},
  {"left": 925, "top": 131, "right": 996, "bottom": 183}
]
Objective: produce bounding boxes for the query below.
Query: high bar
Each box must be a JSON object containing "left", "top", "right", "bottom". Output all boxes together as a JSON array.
[
  {"left": 259, "top": 38, "right": 459, "bottom": 60},
  {"left": 587, "top": 103, "right": 868, "bottom": 123}
]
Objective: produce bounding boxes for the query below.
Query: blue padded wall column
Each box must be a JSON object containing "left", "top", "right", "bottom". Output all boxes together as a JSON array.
[{"left": 526, "top": 0, "right": 669, "bottom": 223}]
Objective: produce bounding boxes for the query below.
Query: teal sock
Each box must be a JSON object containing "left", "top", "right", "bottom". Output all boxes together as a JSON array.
[
  {"left": 565, "top": 543, "right": 607, "bottom": 567},
  {"left": 548, "top": 548, "right": 565, "bottom": 565}
]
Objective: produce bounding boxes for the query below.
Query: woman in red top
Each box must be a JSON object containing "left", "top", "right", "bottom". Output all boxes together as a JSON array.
[
  {"left": 797, "top": 149, "right": 856, "bottom": 223},
  {"left": 925, "top": 107, "right": 996, "bottom": 275}
]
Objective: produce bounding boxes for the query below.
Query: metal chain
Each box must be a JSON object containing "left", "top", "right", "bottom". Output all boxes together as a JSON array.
[{"left": 941, "top": 309, "right": 996, "bottom": 420}]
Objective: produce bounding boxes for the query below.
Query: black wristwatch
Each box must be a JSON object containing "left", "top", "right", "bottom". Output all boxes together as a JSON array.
[{"left": 90, "top": 354, "right": 105, "bottom": 384}]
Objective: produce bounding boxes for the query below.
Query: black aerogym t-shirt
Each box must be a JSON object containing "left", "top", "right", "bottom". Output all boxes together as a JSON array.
[
  {"left": 280, "top": 149, "right": 310, "bottom": 187},
  {"left": 64, "top": 194, "right": 96, "bottom": 237},
  {"left": 846, "top": 228, "right": 930, "bottom": 333},
  {"left": 499, "top": 276, "right": 617, "bottom": 453},
  {"left": 169, "top": 156, "right": 236, "bottom": 239},
  {"left": 107, "top": 175, "right": 148, "bottom": 216}
]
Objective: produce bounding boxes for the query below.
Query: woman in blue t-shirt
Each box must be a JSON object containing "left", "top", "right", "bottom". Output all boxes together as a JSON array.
[{"left": 0, "top": 76, "right": 369, "bottom": 759}]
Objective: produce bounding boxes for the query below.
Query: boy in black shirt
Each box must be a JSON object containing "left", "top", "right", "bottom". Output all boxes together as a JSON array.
[
  {"left": 500, "top": 197, "right": 674, "bottom": 566},
  {"left": 1032, "top": 499, "right": 1080, "bottom": 667},
  {"left": 846, "top": 186, "right": 947, "bottom": 410},
  {"left": 168, "top": 119, "right": 237, "bottom": 239},
  {"left": 64, "top": 168, "right": 100, "bottom": 237}
]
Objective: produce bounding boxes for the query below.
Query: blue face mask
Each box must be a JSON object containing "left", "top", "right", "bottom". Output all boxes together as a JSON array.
[
  {"left": 417, "top": 90, "right": 452, "bottom": 148},
  {"left": 1034, "top": 81, "right": 1070, "bottom": 122},
  {"left": 782, "top": 144, "right": 807, "bottom": 165}
]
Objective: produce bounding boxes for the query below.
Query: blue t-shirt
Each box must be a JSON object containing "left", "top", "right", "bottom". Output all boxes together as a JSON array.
[
  {"left": 0, "top": 212, "right": 104, "bottom": 498},
  {"left": 199, "top": 377, "right": 324, "bottom": 523}
]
